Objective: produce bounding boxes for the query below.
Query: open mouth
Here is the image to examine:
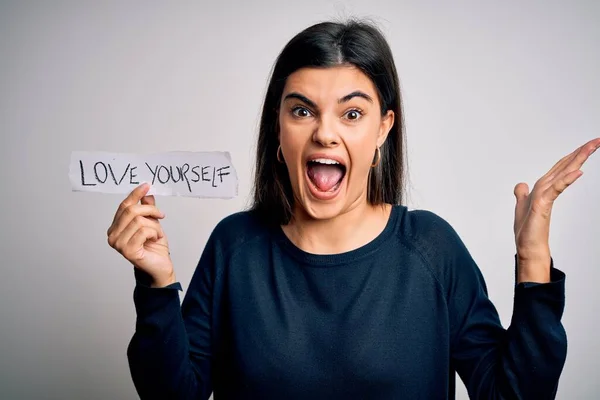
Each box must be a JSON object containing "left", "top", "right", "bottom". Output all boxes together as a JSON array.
[{"left": 306, "top": 157, "right": 347, "bottom": 194}]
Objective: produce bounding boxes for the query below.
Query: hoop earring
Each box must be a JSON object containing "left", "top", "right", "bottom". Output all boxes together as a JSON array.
[
  {"left": 277, "top": 145, "right": 284, "bottom": 163},
  {"left": 371, "top": 147, "right": 381, "bottom": 168}
]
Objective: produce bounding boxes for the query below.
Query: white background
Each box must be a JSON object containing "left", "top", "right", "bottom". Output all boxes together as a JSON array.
[{"left": 1, "top": 1, "right": 598, "bottom": 398}]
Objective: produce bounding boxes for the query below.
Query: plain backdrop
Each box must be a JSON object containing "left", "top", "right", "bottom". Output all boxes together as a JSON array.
[{"left": 1, "top": 1, "right": 598, "bottom": 399}]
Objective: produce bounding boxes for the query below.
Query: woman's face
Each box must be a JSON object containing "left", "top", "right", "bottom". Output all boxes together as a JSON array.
[{"left": 278, "top": 65, "right": 394, "bottom": 221}]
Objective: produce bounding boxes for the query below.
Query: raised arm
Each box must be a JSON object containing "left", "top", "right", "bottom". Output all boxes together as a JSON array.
[
  {"left": 409, "top": 209, "right": 567, "bottom": 399},
  {"left": 453, "top": 137, "right": 599, "bottom": 398},
  {"left": 107, "top": 183, "right": 214, "bottom": 399},
  {"left": 448, "top": 246, "right": 567, "bottom": 399}
]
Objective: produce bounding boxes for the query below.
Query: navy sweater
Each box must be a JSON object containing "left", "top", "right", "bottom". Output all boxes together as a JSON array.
[{"left": 127, "top": 205, "right": 567, "bottom": 399}]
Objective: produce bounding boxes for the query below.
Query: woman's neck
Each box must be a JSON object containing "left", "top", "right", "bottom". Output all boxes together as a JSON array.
[{"left": 282, "top": 201, "right": 392, "bottom": 255}]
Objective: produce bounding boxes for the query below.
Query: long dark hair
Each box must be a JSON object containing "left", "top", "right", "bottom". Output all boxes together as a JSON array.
[{"left": 251, "top": 19, "right": 407, "bottom": 226}]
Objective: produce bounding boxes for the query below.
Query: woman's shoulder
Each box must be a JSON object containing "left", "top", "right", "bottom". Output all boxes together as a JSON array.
[
  {"left": 397, "top": 206, "right": 454, "bottom": 239},
  {"left": 207, "top": 209, "right": 273, "bottom": 251},
  {"left": 397, "top": 205, "right": 471, "bottom": 262},
  {"left": 214, "top": 209, "right": 263, "bottom": 229},
  {"left": 392, "top": 206, "right": 482, "bottom": 297}
]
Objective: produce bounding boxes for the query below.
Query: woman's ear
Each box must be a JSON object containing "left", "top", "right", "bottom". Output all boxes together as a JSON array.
[{"left": 377, "top": 110, "right": 395, "bottom": 147}]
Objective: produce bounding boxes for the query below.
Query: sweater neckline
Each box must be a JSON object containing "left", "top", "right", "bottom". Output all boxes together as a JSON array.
[{"left": 273, "top": 205, "right": 401, "bottom": 267}]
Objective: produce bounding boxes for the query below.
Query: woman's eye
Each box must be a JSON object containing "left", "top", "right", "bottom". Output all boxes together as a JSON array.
[
  {"left": 292, "top": 107, "right": 311, "bottom": 118},
  {"left": 344, "top": 109, "right": 363, "bottom": 121}
]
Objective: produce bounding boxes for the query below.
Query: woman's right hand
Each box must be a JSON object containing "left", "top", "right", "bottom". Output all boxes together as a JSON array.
[{"left": 107, "top": 183, "right": 176, "bottom": 287}]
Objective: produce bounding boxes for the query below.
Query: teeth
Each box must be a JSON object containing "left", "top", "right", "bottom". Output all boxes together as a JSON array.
[{"left": 311, "top": 158, "right": 339, "bottom": 165}]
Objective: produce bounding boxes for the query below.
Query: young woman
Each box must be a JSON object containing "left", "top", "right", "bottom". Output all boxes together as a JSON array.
[{"left": 107, "top": 20, "right": 599, "bottom": 399}]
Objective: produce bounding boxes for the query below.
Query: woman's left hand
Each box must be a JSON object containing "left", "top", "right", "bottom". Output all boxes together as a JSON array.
[{"left": 512, "top": 137, "right": 600, "bottom": 284}]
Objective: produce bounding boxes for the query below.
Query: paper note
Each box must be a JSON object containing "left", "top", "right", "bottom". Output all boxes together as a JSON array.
[{"left": 69, "top": 151, "right": 237, "bottom": 198}]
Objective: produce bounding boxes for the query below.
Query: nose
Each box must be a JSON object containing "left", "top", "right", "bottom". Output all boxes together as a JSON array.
[{"left": 312, "top": 116, "right": 339, "bottom": 147}]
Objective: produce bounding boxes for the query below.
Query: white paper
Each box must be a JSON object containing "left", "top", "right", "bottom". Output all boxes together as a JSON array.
[{"left": 69, "top": 151, "right": 238, "bottom": 198}]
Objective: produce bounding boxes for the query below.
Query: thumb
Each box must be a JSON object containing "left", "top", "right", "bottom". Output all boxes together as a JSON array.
[
  {"left": 513, "top": 182, "right": 530, "bottom": 235},
  {"left": 514, "top": 182, "right": 530, "bottom": 203}
]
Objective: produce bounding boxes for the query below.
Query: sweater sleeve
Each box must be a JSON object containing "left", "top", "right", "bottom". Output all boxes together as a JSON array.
[
  {"left": 126, "top": 234, "right": 217, "bottom": 400},
  {"left": 436, "top": 220, "right": 568, "bottom": 399}
]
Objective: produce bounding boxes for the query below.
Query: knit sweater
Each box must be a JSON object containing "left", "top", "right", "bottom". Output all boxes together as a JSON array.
[{"left": 127, "top": 205, "right": 567, "bottom": 399}]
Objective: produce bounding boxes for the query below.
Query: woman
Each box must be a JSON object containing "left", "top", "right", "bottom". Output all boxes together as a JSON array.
[{"left": 107, "top": 20, "right": 598, "bottom": 399}]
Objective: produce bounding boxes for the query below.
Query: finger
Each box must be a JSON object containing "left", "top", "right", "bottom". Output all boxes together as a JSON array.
[
  {"left": 561, "top": 140, "right": 599, "bottom": 174},
  {"left": 124, "top": 227, "right": 160, "bottom": 261},
  {"left": 141, "top": 195, "right": 155, "bottom": 206},
  {"left": 114, "top": 211, "right": 165, "bottom": 244},
  {"left": 542, "top": 145, "right": 584, "bottom": 182},
  {"left": 547, "top": 139, "right": 599, "bottom": 188},
  {"left": 107, "top": 204, "right": 165, "bottom": 241},
  {"left": 108, "top": 204, "right": 164, "bottom": 238},
  {"left": 546, "top": 169, "right": 584, "bottom": 202},
  {"left": 113, "top": 183, "right": 151, "bottom": 224},
  {"left": 544, "top": 138, "right": 600, "bottom": 181},
  {"left": 111, "top": 214, "right": 165, "bottom": 251},
  {"left": 591, "top": 139, "right": 600, "bottom": 155}
]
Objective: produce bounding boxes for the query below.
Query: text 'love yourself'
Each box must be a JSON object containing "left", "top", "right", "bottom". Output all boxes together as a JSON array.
[
  {"left": 79, "top": 161, "right": 231, "bottom": 192},
  {"left": 69, "top": 151, "right": 238, "bottom": 199}
]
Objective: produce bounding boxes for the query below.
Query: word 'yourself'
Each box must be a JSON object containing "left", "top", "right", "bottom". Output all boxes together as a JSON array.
[{"left": 79, "top": 161, "right": 231, "bottom": 192}]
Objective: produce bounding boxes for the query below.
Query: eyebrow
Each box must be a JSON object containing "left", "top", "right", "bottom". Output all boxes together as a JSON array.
[
  {"left": 283, "top": 90, "right": 373, "bottom": 109},
  {"left": 283, "top": 93, "right": 317, "bottom": 109},
  {"left": 339, "top": 91, "right": 373, "bottom": 104}
]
